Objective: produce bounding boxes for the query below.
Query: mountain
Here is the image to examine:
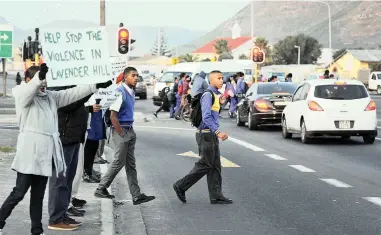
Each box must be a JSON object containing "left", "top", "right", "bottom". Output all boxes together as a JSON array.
[
  {"left": 0, "top": 19, "right": 205, "bottom": 56},
  {"left": 180, "top": 1, "right": 381, "bottom": 54}
]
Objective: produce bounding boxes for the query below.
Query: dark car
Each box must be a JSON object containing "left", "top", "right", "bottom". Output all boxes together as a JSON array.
[
  {"left": 135, "top": 75, "right": 147, "bottom": 99},
  {"left": 236, "top": 82, "right": 297, "bottom": 130}
]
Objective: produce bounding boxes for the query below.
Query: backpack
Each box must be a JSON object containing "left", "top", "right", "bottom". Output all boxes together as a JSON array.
[{"left": 190, "top": 89, "right": 215, "bottom": 128}]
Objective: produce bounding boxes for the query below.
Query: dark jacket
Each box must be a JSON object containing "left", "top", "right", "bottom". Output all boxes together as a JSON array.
[{"left": 52, "top": 86, "right": 93, "bottom": 145}]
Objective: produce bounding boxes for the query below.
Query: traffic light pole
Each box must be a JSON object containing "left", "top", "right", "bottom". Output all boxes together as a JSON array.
[{"left": 2, "top": 58, "right": 6, "bottom": 97}]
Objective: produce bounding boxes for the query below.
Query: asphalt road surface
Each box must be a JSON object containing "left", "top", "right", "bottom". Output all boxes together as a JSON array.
[{"left": 1, "top": 87, "right": 381, "bottom": 234}]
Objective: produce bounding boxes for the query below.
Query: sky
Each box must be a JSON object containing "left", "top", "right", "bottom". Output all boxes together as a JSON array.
[{"left": 0, "top": 0, "right": 250, "bottom": 31}]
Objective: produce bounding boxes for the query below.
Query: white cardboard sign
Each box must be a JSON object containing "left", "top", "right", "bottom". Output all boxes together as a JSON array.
[{"left": 41, "top": 27, "right": 112, "bottom": 87}]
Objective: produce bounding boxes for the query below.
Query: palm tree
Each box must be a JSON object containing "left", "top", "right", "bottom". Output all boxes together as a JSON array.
[
  {"left": 180, "top": 54, "right": 199, "bottom": 62},
  {"left": 213, "top": 39, "right": 231, "bottom": 55},
  {"left": 254, "top": 36, "right": 272, "bottom": 63}
]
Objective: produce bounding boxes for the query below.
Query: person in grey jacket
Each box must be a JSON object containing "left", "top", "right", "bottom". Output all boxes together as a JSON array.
[
  {"left": 0, "top": 64, "right": 110, "bottom": 235},
  {"left": 191, "top": 71, "right": 208, "bottom": 98}
]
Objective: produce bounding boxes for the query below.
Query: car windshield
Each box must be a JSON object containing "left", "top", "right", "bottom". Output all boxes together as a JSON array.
[
  {"left": 159, "top": 72, "right": 192, "bottom": 83},
  {"left": 137, "top": 76, "right": 143, "bottom": 82},
  {"left": 314, "top": 84, "right": 368, "bottom": 100},
  {"left": 258, "top": 83, "right": 297, "bottom": 95}
]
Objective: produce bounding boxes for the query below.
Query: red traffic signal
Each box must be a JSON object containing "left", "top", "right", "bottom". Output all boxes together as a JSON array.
[
  {"left": 118, "top": 28, "right": 130, "bottom": 54},
  {"left": 252, "top": 46, "right": 265, "bottom": 64}
]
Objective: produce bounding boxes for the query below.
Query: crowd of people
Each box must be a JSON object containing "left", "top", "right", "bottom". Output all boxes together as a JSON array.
[{"left": 153, "top": 71, "right": 252, "bottom": 120}]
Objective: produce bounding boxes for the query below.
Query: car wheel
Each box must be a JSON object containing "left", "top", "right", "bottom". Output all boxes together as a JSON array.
[
  {"left": 236, "top": 109, "right": 245, "bottom": 126},
  {"left": 248, "top": 111, "right": 259, "bottom": 130},
  {"left": 377, "top": 86, "right": 381, "bottom": 95},
  {"left": 300, "top": 120, "right": 311, "bottom": 144},
  {"left": 282, "top": 117, "right": 292, "bottom": 139},
  {"left": 363, "top": 135, "right": 375, "bottom": 144},
  {"left": 140, "top": 94, "right": 147, "bottom": 100}
]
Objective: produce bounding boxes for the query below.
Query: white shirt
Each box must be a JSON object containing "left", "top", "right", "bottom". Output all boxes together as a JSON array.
[{"left": 109, "top": 83, "right": 134, "bottom": 112}]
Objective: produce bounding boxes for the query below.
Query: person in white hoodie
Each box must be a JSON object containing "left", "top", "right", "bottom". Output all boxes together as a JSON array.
[{"left": 0, "top": 64, "right": 111, "bottom": 235}]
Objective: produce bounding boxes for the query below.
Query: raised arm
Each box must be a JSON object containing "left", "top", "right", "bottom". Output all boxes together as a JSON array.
[
  {"left": 12, "top": 72, "right": 42, "bottom": 108},
  {"left": 50, "top": 85, "right": 97, "bottom": 109}
]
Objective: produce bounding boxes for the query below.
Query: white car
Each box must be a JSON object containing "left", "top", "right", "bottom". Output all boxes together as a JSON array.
[{"left": 281, "top": 79, "right": 377, "bottom": 144}]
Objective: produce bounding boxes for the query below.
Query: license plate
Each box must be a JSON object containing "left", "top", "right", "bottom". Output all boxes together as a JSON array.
[
  {"left": 274, "top": 101, "right": 287, "bottom": 106},
  {"left": 338, "top": 120, "right": 351, "bottom": 129}
]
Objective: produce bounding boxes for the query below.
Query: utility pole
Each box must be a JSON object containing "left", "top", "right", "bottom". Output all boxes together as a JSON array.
[
  {"left": 157, "top": 28, "right": 161, "bottom": 56},
  {"left": 100, "top": 0, "right": 105, "bottom": 26}
]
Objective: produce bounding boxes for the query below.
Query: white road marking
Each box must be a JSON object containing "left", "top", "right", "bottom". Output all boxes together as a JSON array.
[
  {"left": 363, "top": 197, "right": 381, "bottom": 207},
  {"left": 177, "top": 151, "right": 240, "bottom": 167},
  {"left": 288, "top": 165, "right": 316, "bottom": 173},
  {"left": 319, "top": 178, "right": 353, "bottom": 188},
  {"left": 264, "top": 154, "right": 287, "bottom": 160},
  {"left": 228, "top": 137, "right": 265, "bottom": 152},
  {"left": 377, "top": 126, "right": 381, "bottom": 129},
  {"left": 376, "top": 138, "right": 381, "bottom": 141}
]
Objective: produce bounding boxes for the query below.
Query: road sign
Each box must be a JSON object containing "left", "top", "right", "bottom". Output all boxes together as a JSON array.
[{"left": 0, "top": 25, "right": 13, "bottom": 59}]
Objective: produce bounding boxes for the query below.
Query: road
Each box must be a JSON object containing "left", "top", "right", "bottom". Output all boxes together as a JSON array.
[{"left": 1, "top": 87, "right": 381, "bottom": 234}]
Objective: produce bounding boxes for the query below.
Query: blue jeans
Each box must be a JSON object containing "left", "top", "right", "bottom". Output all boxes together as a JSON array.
[
  {"left": 170, "top": 101, "right": 176, "bottom": 118},
  {"left": 175, "top": 94, "right": 181, "bottom": 112},
  {"left": 48, "top": 143, "right": 80, "bottom": 224}
]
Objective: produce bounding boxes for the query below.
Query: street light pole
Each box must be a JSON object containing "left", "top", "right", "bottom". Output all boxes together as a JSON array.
[
  {"left": 251, "top": 1, "right": 254, "bottom": 41},
  {"left": 294, "top": 46, "right": 301, "bottom": 65},
  {"left": 310, "top": 0, "right": 331, "bottom": 53}
]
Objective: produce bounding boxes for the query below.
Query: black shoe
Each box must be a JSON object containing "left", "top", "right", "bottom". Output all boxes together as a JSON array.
[
  {"left": 94, "top": 188, "right": 115, "bottom": 199},
  {"left": 173, "top": 183, "right": 186, "bottom": 203},
  {"left": 63, "top": 214, "right": 82, "bottom": 226},
  {"left": 210, "top": 196, "right": 233, "bottom": 204},
  {"left": 67, "top": 207, "right": 85, "bottom": 217},
  {"left": 72, "top": 197, "right": 87, "bottom": 209},
  {"left": 133, "top": 193, "right": 155, "bottom": 205},
  {"left": 92, "top": 170, "right": 101, "bottom": 178},
  {"left": 94, "top": 158, "right": 108, "bottom": 164},
  {"left": 153, "top": 112, "right": 158, "bottom": 118},
  {"left": 83, "top": 173, "right": 100, "bottom": 183}
]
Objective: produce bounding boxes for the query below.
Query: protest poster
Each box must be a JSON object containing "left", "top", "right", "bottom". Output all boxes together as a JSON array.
[{"left": 41, "top": 27, "right": 112, "bottom": 87}]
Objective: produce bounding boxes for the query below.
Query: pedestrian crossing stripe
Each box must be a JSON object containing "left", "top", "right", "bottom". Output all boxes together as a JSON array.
[{"left": 177, "top": 151, "right": 240, "bottom": 168}]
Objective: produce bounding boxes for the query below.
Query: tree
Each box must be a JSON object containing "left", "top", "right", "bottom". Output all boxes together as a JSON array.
[
  {"left": 239, "top": 54, "right": 248, "bottom": 60},
  {"left": 218, "top": 52, "right": 234, "bottom": 61},
  {"left": 272, "top": 34, "right": 322, "bottom": 64},
  {"left": 180, "top": 54, "right": 199, "bottom": 62},
  {"left": 151, "top": 28, "right": 171, "bottom": 57},
  {"left": 201, "top": 58, "right": 211, "bottom": 62},
  {"left": 213, "top": 39, "right": 231, "bottom": 55},
  {"left": 254, "top": 37, "right": 271, "bottom": 58}
]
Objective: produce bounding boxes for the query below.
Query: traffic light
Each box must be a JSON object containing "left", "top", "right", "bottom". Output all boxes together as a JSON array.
[
  {"left": 118, "top": 28, "right": 130, "bottom": 54},
  {"left": 252, "top": 46, "right": 265, "bottom": 64}
]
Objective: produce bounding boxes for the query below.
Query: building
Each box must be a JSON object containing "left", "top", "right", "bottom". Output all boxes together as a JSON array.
[
  {"left": 328, "top": 50, "right": 381, "bottom": 79},
  {"left": 192, "top": 22, "right": 252, "bottom": 61}
]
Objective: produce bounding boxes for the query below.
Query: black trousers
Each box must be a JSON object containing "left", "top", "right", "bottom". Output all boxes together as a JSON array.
[
  {"left": 175, "top": 132, "right": 223, "bottom": 200},
  {"left": 84, "top": 139, "right": 100, "bottom": 175},
  {"left": 155, "top": 100, "right": 169, "bottom": 114},
  {"left": 0, "top": 172, "right": 48, "bottom": 235}
]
